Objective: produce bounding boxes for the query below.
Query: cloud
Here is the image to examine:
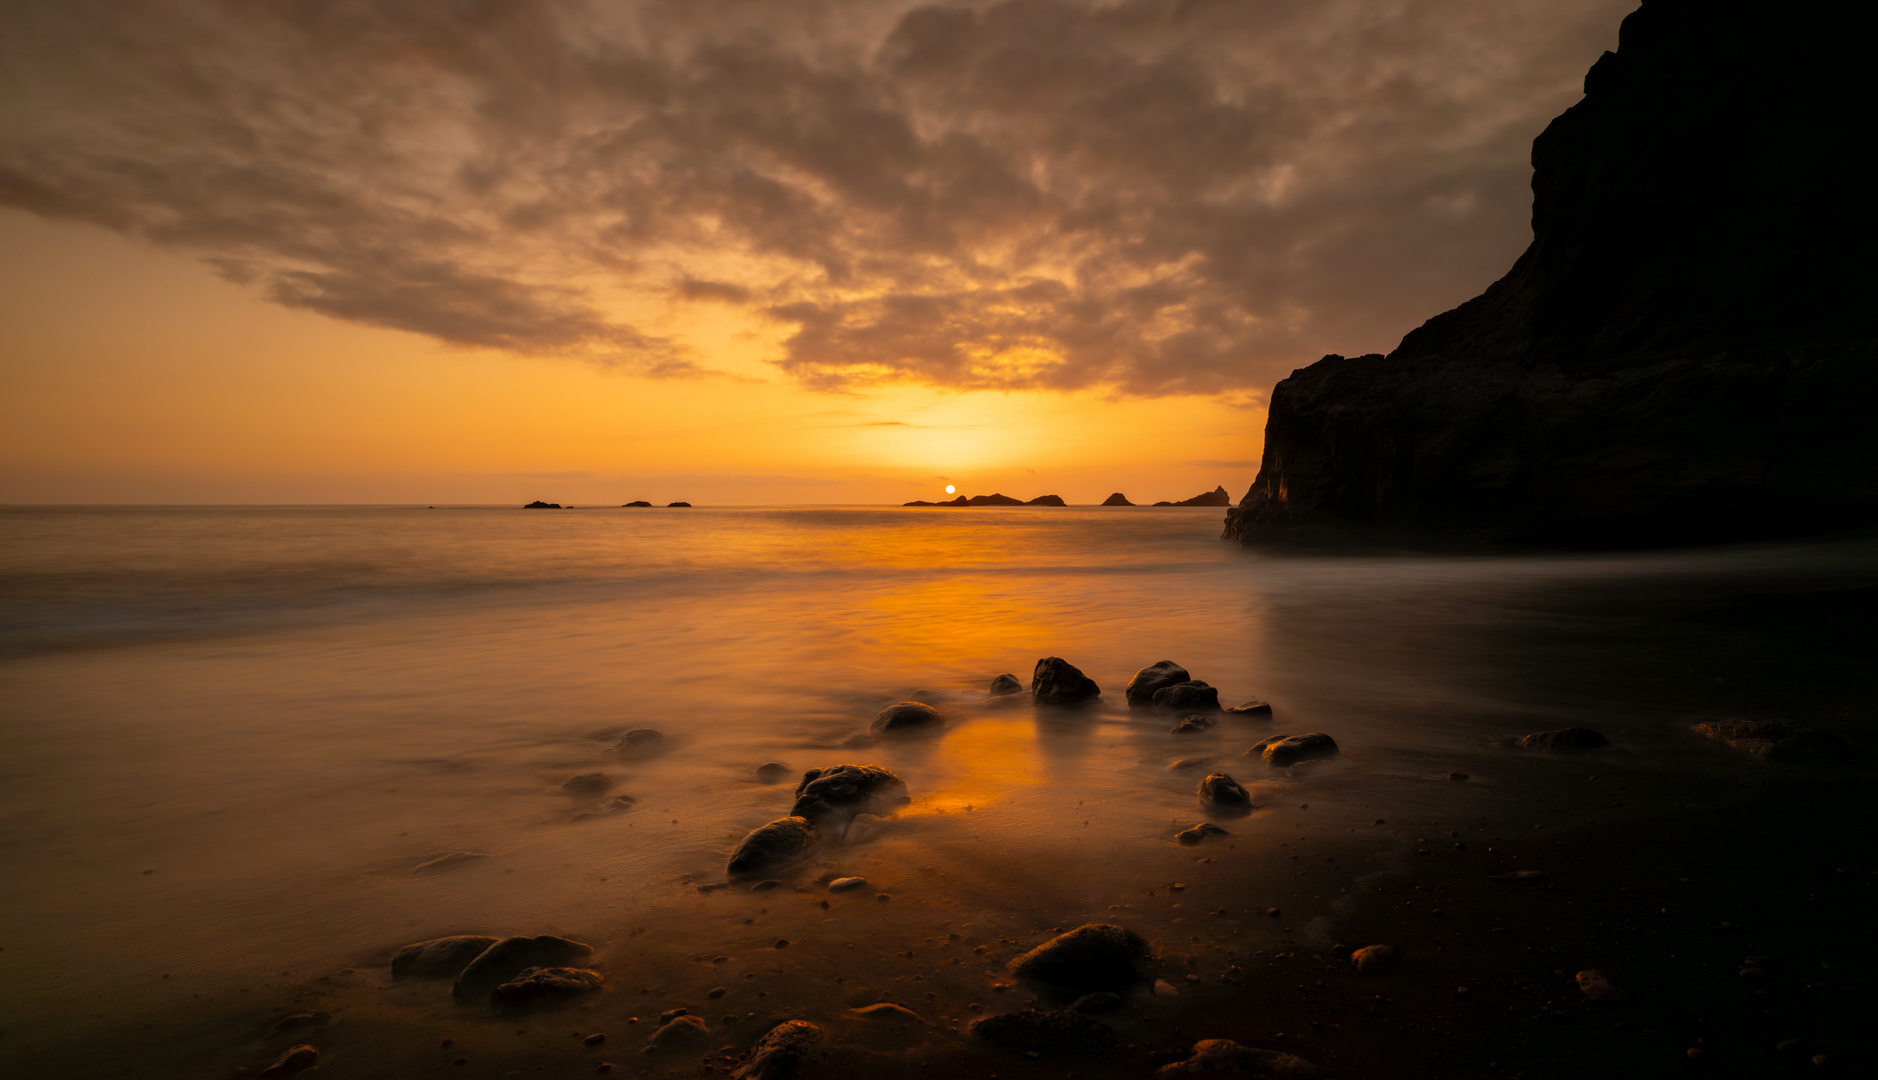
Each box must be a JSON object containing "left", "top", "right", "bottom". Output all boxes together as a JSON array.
[
  {"left": 0, "top": 0, "right": 1629, "bottom": 393},
  {"left": 476, "top": 470, "right": 599, "bottom": 479}
]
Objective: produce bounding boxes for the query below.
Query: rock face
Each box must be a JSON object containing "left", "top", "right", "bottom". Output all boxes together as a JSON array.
[
  {"left": 490, "top": 966, "right": 604, "bottom": 1011},
  {"left": 392, "top": 935, "right": 500, "bottom": 980},
  {"left": 789, "top": 764, "right": 910, "bottom": 822},
  {"left": 870, "top": 702, "right": 943, "bottom": 735},
  {"left": 1252, "top": 732, "right": 1340, "bottom": 766},
  {"left": 1152, "top": 681, "right": 1220, "bottom": 711},
  {"left": 1158, "top": 1040, "right": 1319, "bottom": 1078},
  {"left": 732, "top": 1020, "right": 823, "bottom": 1080},
  {"left": 1031, "top": 657, "right": 1100, "bottom": 704},
  {"left": 1125, "top": 661, "right": 1191, "bottom": 706},
  {"left": 1101, "top": 493, "right": 1134, "bottom": 507},
  {"left": 452, "top": 935, "right": 594, "bottom": 1002},
  {"left": 1009, "top": 923, "right": 1152, "bottom": 994},
  {"left": 1517, "top": 727, "right": 1610, "bottom": 751},
  {"left": 1224, "top": 0, "right": 1878, "bottom": 549},
  {"left": 727, "top": 816, "right": 819, "bottom": 878},
  {"left": 1026, "top": 494, "right": 1067, "bottom": 506}
]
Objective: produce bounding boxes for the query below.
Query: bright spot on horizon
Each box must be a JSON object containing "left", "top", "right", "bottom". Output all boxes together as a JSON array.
[{"left": 945, "top": 485, "right": 956, "bottom": 494}]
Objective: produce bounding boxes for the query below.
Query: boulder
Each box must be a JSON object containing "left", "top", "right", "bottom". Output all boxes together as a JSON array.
[
  {"left": 1170, "top": 715, "right": 1215, "bottom": 734},
  {"left": 1175, "top": 823, "right": 1231, "bottom": 846},
  {"left": 522, "top": 501, "right": 561, "bottom": 509},
  {"left": 827, "top": 876, "right": 868, "bottom": 892},
  {"left": 1350, "top": 944, "right": 1397, "bottom": 975},
  {"left": 616, "top": 728, "right": 666, "bottom": 751},
  {"left": 1025, "top": 495, "right": 1067, "bottom": 506},
  {"left": 1691, "top": 719, "right": 1844, "bottom": 759},
  {"left": 621, "top": 500, "right": 653, "bottom": 507},
  {"left": 732, "top": 1020, "right": 823, "bottom": 1080},
  {"left": 392, "top": 935, "right": 500, "bottom": 980},
  {"left": 727, "top": 816, "right": 819, "bottom": 878},
  {"left": 1225, "top": 700, "right": 1273, "bottom": 717},
  {"left": 790, "top": 764, "right": 910, "bottom": 823},
  {"left": 258, "top": 1045, "right": 319, "bottom": 1078},
  {"left": 1008, "top": 923, "right": 1152, "bottom": 994},
  {"left": 870, "top": 702, "right": 943, "bottom": 735},
  {"left": 646, "top": 1013, "right": 711, "bottom": 1050},
  {"left": 989, "top": 672, "right": 1024, "bottom": 695},
  {"left": 1101, "top": 493, "right": 1134, "bottom": 506},
  {"left": 490, "top": 966, "right": 604, "bottom": 1011},
  {"left": 1576, "top": 968, "right": 1623, "bottom": 1004},
  {"left": 1197, "top": 773, "right": 1252, "bottom": 808},
  {"left": 755, "top": 761, "right": 792, "bottom": 783},
  {"left": 966, "top": 1008, "right": 1115, "bottom": 1054},
  {"left": 452, "top": 935, "right": 593, "bottom": 1002},
  {"left": 1252, "top": 732, "right": 1340, "bottom": 766},
  {"left": 563, "top": 772, "right": 612, "bottom": 794},
  {"left": 1153, "top": 682, "right": 1220, "bottom": 711},
  {"left": 1125, "top": 661, "right": 1191, "bottom": 706},
  {"left": 1517, "top": 727, "right": 1610, "bottom": 751},
  {"left": 1157, "top": 1040, "right": 1319, "bottom": 1078},
  {"left": 1032, "top": 657, "right": 1100, "bottom": 704}
]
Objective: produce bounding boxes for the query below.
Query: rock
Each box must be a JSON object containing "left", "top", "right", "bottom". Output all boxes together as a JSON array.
[
  {"left": 1100, "top": 493, "right": 1134, "bottom": 507},
  {"left": 621, "top": 501, "right": 652, "bottom": 507},
  {"left": 1691, "top": 719, "right": 1844, "bottom": 759},
  {"left": 989, "top": 672, "right": 1024, "bottom": 695},
  {"left": 267, "top": 1012, "right": 330, "bottom": 1036},
  {"left": 1171, "top": 486, "right": 1233, "bottom": 508},
  {"left": 750, "top": 880, "right": 784, "bottom": 892},
  {"left": 727, "top": 816, "right": 819, "bottom": 878},
  {"left": 615, "top": 728, "right": 666, "bottom": 751},
  {"left": 731, "top": 1020, "right": 823, "bottom": 1080},
  {"left": 411, "top": 851, "right": 493, "bottom": 874},
  {"left": 584, "top": 1033, "right": 606, "bottom": 1046},
  {"left": 827, "top": 876, "right": 868, "bottom": 892},
  {"left": 967, "top": 1008, "right": 1115, "bottom": 1054},
  {"left": 1125, "top": 661, "right": 1191, "bottom": 706},
  {"left": 523, "top": 501, "right": 561, "bottom": 509},
  {"left": 1170, "top": 715, "right": 1216, "bottom": 734},
  {"left": 1008, "top": 923, "right": 1152, "bottom": 994},
  {"left": 572, "top": 795, "right": 637, "bottom": 821},
  {"left": 790, "top": 764, "right": 910, "bottom": 824},
  {"left": 1576, "top": 968, "right": 1622, "bottom": 1004},
  {"left": 1031, "top": 657, "right": 1100, "bottom": 704},
  {"left": 1025, "top": 495, "right": 1067, "bottom": 506},
  {"left": 393, "top": 935, "right": 500, "bottom": 980},
  {"left": 1197, "top": 773, "right": 1252, "bottom": 808},
  {"left": 1225, "top": 700, "right": 1273, "bottom": 717},
  {"left": 452, "top": 935, "right": 594, "bottom": 1002},
  {"left": 1251, "top": 732, "right": 1340, "bottom": 766},
  {"left": 1166, "top": 756, "right": 1218, "bottom": 771},
  {"left": 755, "top": 762, "right": 792, "bottom": 783},
  {"left": 646, "top": 1013, "right": 711, "bottom": 1050},
  {"left": 965, "top": 493, "right": 1025, "bottom": 506},
  {"left": 1175, "top": 823, "right": 1231, "bottom": 845},
  {"left": 1152, "top": 681, "right": 1220, "bottom": 711},
  {"left": 870, "top": 702, "right": 943, "bottom": 735},
  {"left": 1518, "top": 727, "right": 1610, "bottom": 751},
  {"left": 563, "top": 773, "right": 613, "bottom": 794},
  {"left": 1449, "top": 771, "right": 1469, "bottom": 781},
  {"left": 1157, "top": 1039, "right": 1319, "bottom": 1078},
  {"left": 666, "top": 501, "right": 691, "bottom": 507},
  {"left": 490, "top": 966, "right": 604, "bottom": 1011},
  {"left": 1350, "top": 945, "right": 1397, "bottom": 975},
  {"left": 850, "top": 1003, "right": 924, "bottom": 1024},
  {"left": 258, "top": 1044, "right": 318, "bottom": 1078}
]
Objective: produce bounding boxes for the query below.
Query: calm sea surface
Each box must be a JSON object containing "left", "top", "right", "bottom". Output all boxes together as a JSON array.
[{"left": 2, "top": 505, "right": 1874, "bottom": 1070}]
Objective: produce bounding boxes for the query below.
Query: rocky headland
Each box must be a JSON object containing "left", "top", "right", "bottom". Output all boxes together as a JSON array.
[{"left": 1225, "top": 0, "right": 1875, "bottom": 549}]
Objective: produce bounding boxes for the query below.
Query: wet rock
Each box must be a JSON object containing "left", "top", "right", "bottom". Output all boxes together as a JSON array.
[
  {"left": 1157, "top": 1039, "right": 1319, "bottom": 1078},
  {"left": 727, "top": 816, "right": 819, "bottom": 879},
  {"left": 1070, "top": 992, "right": 1122, "bottom": 1014},
  {"left": 790, "top": 764, "right": 910, "bottom": 824},
  {"left": 989, "top": 673, "right": 1024, "bottom": 695},
  {"left": 1517, "top": 727, "right": 1610, "bottom": 751},
  {"left": 731, "top": 1020, "right": 823, "bottom": 1080},
  {"left": 755, "top": 762, "right": 792, "bottom": 783},
  {"left": 827, "top": 876, "right": 868, "bottom": 892},
  {"left": 1225, "top": 700, "right": 1274, "bottom": 717},
  {"left": 616, "top": 729, "right": 666, "bottom": 751},
  {"left": 967, "top": 1008, "right": 1115, "bottom": 1054},
  {"left": 1126, "top": 661, "right": 1191, "bottom": 706},
  {"left": 1251, "top": 732, "right": 1340, "bottom": 766},
  {"left": 1152, "top": 681, "right": 1221, "bottom": 711},
  {"left": 1176, "top": 823, "right": 1231, "bottom": 845},
  {"left": 491, "top": 966, "right": 604, "bottom": 1011},
  {"left": 1197, "top": 773, "right": 1252, "bottom": 808},
  {"left": 583, "top": 1033, "right": 606, "bottom": 1046},
  {"left": 393, "top": 935, "right": 500, "bottom": 980},
  {"left": 871, "top": 702, "right": 943, "bottom": 735},
  {"left": 563, "top": 773, "right": 613, "bottom": 794},
  {"left": 259, "top": 1044, "right": 318, "bottom": 1078},
  {"left": 1171, "top": 715, "right": 1216, "bottom": 734},
  {"left": 1350, "top": 945, "right": 1397, "bottom": 975},
  {"left": 452, "top": 935, "right": 594, "bottom": 1002},
  {"left": 1008, "top": 923, "right": 1152, "bottom": 994},
  {"left": 1691, "top": 719, "right": 1844, "bottom": 759},
  {"left": 1576, "top": 969, "right": 1622, "bottom": 1004},
  {"left": 850, "top": 1003, "right": 924, "bottom": 1024},
  {"left": 412, "top": 851, "right": 493, "bottom": 874},
  {"left": 645, "top": 1013, "right": 711, "bottom": 1050},
  {"left": 1448, "top": 771, "right": 1469, "bottom": 781},
  {"left": 1032, "top": 657, "right": 1101, "bottom": 705},
  {"left": 267, "top": 1012, "right": 330, "bottom": 1036}
]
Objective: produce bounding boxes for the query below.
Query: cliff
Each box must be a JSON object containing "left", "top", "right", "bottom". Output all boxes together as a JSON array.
[{"left": 1226, "top": 0, "right": 1876, "bottom": 548}]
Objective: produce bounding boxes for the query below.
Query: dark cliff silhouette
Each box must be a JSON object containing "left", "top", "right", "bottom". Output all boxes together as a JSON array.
[{"left": 1226, "top": 0, "right": 1876, "bottom": 548}]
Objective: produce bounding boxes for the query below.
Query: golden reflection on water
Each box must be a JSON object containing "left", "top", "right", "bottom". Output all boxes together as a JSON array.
[{"left": 907, "top": 717, "right": 1049, "bottom": 816}]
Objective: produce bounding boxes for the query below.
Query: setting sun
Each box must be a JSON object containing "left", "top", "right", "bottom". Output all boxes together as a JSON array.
[{"left": 945, "top": 485, "right": 956, "bottom": 494}]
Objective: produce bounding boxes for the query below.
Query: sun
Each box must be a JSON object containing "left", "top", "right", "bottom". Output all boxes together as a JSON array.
[{"left": 945, "top": 485, "right": 956, "bottom": 494}]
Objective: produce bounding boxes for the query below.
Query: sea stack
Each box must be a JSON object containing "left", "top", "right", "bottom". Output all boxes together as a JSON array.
[{"left": 1101, "top": 493, "right": 1133, "bottom": 507}]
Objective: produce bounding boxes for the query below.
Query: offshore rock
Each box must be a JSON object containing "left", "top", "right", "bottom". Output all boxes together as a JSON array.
[
  {"left": 1198, "top": 773, "right": 1252, "bottom": 808},
  {"left": 490, "top": 966, "right": 604, "bottom": 1011},
  {"left": 966, "top": 493, "right": 1024, "bottom": 506},
  {"left": 1224, "top": 0, "right": 1878, "bottom": 549},
  {"left": 790, "top": 764, "right": 910, "bottom": 823},
  {"left": 967, "top": 1008, "right": 1116, "bottom": 1054},
  {"left": 1518, "top": 727, "right": 1610, "bottom": 751},
  {"left": 1032, "top": 657, "right": 1100, "bottom": 705},
  {"left": 1158, "top": 1040, "right": 1319, "bottom": 1078},
  {"left": 1125, "top": 661, "right": 1191, "bottom": 706},
  {"left": 621, "top": 500, "right": 652, "bottom": 507},
  {"left": 452, "top": 935, "right": 593, "bottom": 1002},
  {"left": 727, "top": 816, "right": 819, "bottom": 878},
  {"left": 522, "top": 501, "right": 561, "bottom": 509},
  {"left": 870, "top": 702, "right": 943, "bottom": 735},
  {"left": 731, "top": 1020, "right": 823, "bottom": 1080},
  {"left": 666, "top": 501, "right": 691, "bottom": 507},
  {"left": 1252, "top": 732, "right": 1340, "bottom": 766},
  {"left": 1155, "top": 487, "right": 1232, "bottom": 507},
  {"left": 1152, "top": 681, "right": 1221, "bottom": 711},
  {"left": 1101, "top": 493, "right": 1134, "bottom": 507},
  {"left": 1025, "top": 494, "right": 1067, "bottom": 506},
  {"left": 392, "top": 935, "right": 500, "bottom": 980},
  {"left": 1008, "top": 923, "right": 1152, "bottom": 994}
]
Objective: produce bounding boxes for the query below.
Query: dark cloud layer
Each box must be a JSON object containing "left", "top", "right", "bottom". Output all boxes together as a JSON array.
[{"left": 0, "top": 0, "right": 1627, "bottom": 393}]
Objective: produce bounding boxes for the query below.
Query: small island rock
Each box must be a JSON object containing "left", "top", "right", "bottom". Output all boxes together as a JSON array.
[
  {"left": 1025, "top": 494, "right": 1067, "bottom": 506},
  {"left": 727, "top": 816, "right": 819, "bottom": 878},
  {"left": 1252, "top": 732, "right": 1340, "bottom": 766},
  {"left": 731, "top": 1020, "right": 823, "bottom": 1080},
  {"left": 1008, "top": 923, "right": 1152, "bottom": 993},
  {"left": 452, "top": 935, "right": 593, "bottom": 1002},
  {"left": 666, "top": 501, "right": 692, "bottom": 507},
  {"left": 1032, "top": 656, "right": 1100, "bottom": 704},
  {"left": 523, "top": 500, "right": 561, "bottom": 509},
  {"left": 1101, "top": 493, "right": 1134, "bottom": 506},
  {"left": 1125, "top": 661, "right": 1191, "bottom": 706},
  {"left": 1198, "top": 773, "right": 1252, "bottom": 808},
  {"left": 1518, "top": 727, "right": 1610, "bottom": 751},
  {"left": 622, "top": 501, "right": 652, "bottom": 507},
  {"left": 392, "top": 935, "right": 500, "bottom": 980},
  {"left": 871, "top": 701, "right": 943, "bottom": 735}
]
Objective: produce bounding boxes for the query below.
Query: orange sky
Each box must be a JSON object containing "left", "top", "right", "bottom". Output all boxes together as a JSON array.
[{"left": 0, "top": 0, "right": 1626, "bottom": 505}]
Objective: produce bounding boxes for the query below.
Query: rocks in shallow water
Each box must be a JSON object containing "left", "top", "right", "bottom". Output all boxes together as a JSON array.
[
  {"left": 490, "top": 966, "right": 604, "bottom": 1011},
  {"left": 790, "top": 764, "right": 910, "bottom": 823},
  {"left": 615, "top": 728, "right": 666, "bottom": 752},
  {"left": 646, "top": 1013, "right": 711, "bottom": 1049},
  {"left": 755, "top": 762, "right": 792, "bottom": 783},
  {"left": 731, "top": 1020, "right": 823, "bottom": 1080},
  {"left": 989, "top": 672, "right": 1024, "bottom": 695},
  {"left": 1197, "top": 773, "right": 1252, "bottom": 808},
  {"left": 1692, "top": 719, "right": 1843, "bottom": 758},
  {"left": 850, "top": 1002, "right": 924, "bottom": 1024},
  {"left": 572, "top": 795, "right": 637, "bottom": 821},
  {"left": 1008, "top": 923, "right": 1152, "bottom": 993},
  {"left": 1152, "top": 681, "right": 1220, "bottom": 711},
  {"left": 393, "top": 935, "right": 500, "bottom": 980},
  {"left": 1031, "top": 656, "right": 1101, "bottom": 704},
  {"left": 871, "top": 702, "right": 943, "bottom": 735},
  {"left": 563, "top": 772, "right": 612, "bottom": 794},
  {"left": 727, "top": 816, "right": 819, "bottom": 878},
  {"left": 1126, "top": 661, "right": 1191, "bottom": 706},
  {"left": 1517, "top": 727, "right": 1609, "bottom": 751},
  {"left": 1176, "top": 823, "right": 1231, "bottom": 845},
  {"left": 1225, "top": 700, "right": 1273, "bottom": 717},
  {"left": 258, "top": 1044, "right": 319, "bottom": 1078},
  {"left": 452, "top": 935, "right": 594, "bottom": 1002},
  {"left": 967, "top": 1008, "right": 1116, "bottom": 1054},
  {"left": 827, "top": 876, "right": 868, "bottom": 892},
  {"left": 1170, "top": 715, "right": 1216, "bottom": 734},
  {"left": 1251, "top": 732, "right": 1340, "bottom": 766},
  {"left": 411, "top": 851, "right": 492, "bottom": 874},
  {"left": 1576, "top": 968, "right": 1622, "bottom": 1004},
  {"left": 1350, "top": 944, "right": 1397, "bottom": 975},
  {"left": 1157, "top": 1040, "right": 1319, "bottom": 1078}
]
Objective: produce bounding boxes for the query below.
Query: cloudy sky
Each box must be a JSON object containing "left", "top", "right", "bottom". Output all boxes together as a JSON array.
[{"left": 0, "top": 0, "right": 1628, "bottom": 504}]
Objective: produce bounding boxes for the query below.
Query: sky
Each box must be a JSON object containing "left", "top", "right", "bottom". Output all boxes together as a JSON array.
[{"left": 0, "top": 0, "right": 1629, "bottom": 506}]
